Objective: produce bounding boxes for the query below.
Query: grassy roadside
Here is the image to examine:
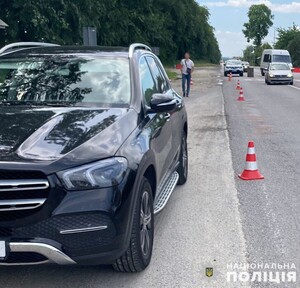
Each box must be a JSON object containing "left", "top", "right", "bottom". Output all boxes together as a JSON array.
[
  {"left": 193, "top": 60, "right": 219, "bottom": 67},
  {"left": 166, "top": 69, "right": 178, "bottom": 81},
  {"left": 164, "top": 60, "right": 219, "bottom": 81}
]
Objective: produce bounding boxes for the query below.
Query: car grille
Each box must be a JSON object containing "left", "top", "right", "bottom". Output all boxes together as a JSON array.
[
  {"left": 227, "top": 66, "right": 240, "bottom": 69},
  {"left": 0, "top": 213, "right": 116, "bottom": 254},
  {"left": 275, "top": 75, "right": 287, "bottom": 78},
  {"left": 0, "top": 170, "right": 50, "bottom": 221}
]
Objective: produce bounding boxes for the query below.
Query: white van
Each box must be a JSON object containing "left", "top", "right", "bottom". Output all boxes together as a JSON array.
[{"left": 260, "top": 49, "right": 292, "bottom": 76}]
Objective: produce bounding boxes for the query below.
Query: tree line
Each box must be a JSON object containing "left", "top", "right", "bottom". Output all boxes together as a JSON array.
[
  {"left": 242, "top": 4, "right": 300, "bottom": 67},
  {"left": 0, "top": 0, "right": 221, "bottom": 64},
  {"left": 275, "top": 24, "right": 300, "bottom": 67}
]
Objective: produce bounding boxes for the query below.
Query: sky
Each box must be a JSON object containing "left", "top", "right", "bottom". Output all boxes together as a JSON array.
[{"left": 199, "top": 0, "right": 300, "bottom": 57}]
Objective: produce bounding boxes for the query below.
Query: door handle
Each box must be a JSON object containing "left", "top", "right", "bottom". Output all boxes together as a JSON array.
[{"left": 164, "top": 113, "right": 171, "bottom": 121}]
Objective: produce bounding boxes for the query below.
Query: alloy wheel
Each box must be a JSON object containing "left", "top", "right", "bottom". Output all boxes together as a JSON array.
[{"left": 140, "top": 191, "right": 152, "bottom": 257}]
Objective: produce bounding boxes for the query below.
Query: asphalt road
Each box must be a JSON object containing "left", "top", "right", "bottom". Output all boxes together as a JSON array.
[
  {"left": 0, "top": 67, "right": 299, "bottom": 287},
  {"left": 223, "top": 68, "right": 300, "bottom": 288}
]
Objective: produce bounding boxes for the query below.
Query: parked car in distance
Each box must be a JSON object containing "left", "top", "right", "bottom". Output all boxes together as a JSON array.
[
  {"left": 264, "top": 62, "right": 293, "bottom": 85},
  {"left": 242, "top": 61, "right": 249, "bottom": 72},
  {"left": 260, "top": 49, "right": 292, "bottom": 76},
  {"left": 0, "top": 42, "right": 188, "bottom": 271},
  {"left": 224, "top": 59, "right": 243, "bottom": 77}
]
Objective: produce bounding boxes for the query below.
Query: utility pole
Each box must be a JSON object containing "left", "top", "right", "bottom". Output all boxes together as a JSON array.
[{"left": 273, "top": 27, "right": 277, "bottom": 47}]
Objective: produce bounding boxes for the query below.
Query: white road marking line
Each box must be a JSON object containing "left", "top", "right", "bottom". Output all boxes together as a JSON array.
[
  {"left": 288, "top": 85, "right": 300, "bottom": 90},
  {"left": 244, "top": 79, "right": 264, "bottom": 82}
]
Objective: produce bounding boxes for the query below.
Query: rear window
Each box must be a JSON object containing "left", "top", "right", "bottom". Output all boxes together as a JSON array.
[{"left": 0, "top": 56, "right": 131, "bottom": 106}]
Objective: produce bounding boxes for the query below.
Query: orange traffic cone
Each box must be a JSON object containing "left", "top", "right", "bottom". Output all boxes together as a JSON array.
[
  {"left": 239, "top": 141, "right": 264, "bottom": 180},
  {"left": 228, "top": 72, "right": 232, "bottom": 82},
  {"left": 237, "top": 88, "right": 245, "bottom": 101},
  {"left": 236, "top": 80, "right": 241, "bottom": 90}
]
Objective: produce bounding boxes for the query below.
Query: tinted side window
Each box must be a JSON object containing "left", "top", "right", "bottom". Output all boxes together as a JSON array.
[
  {"left": 263, "top": 54, "right": 271, "bottom": 62},
  {"left": 146, "top": 57, "right": 169, "bottom": 93},
  {"left": 139, "top": 57, "right": 157, "bottom": 106}
]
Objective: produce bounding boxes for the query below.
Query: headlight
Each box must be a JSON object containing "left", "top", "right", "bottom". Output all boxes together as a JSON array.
[
  {"left": 269, "top": 74, "right": 274, "bottom": 78},
  {"left": 287, "top": 73, "right": 293, "bottom": 78},
  {"left": 57, "top": 157, "right": 128, "bottom": 190}
]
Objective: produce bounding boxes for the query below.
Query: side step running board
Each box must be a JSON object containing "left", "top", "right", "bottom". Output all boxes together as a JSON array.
[{"left": 154, "top": 172, "right": 179, "bottom": 214}]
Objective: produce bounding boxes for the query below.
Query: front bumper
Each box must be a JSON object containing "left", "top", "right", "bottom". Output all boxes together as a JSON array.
[
  {"left": 268, "top": 77, "right": 293, "bottom": 83},
  {"left": 0, "top": 211, "right": 128, "bottom": 265},
  {"left": 225, "top": 69, "right": 243, "bottom": 74},
  {"left": 0, "top": 172, "right": 137, "bottom": 266},
  {"left": 2, "top": 242, "right": 75, "bottom": 265}
]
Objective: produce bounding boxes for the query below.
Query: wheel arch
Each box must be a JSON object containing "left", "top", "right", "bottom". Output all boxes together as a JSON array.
[
  {"left": 183, "top": 121, "right": 188, "bottom": 137},
  {"left": 143, "top": 165, "right": 157, "bottom": 199}
]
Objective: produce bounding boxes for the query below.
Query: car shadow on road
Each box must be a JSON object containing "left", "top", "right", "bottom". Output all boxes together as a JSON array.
[{"left": 0, "top": 264, "right": 145, "bottom": 288}]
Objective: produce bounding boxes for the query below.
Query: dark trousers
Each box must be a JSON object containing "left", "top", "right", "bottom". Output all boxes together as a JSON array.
[{"left": 182, "top": 73, "right": 191, "bottom": 96}]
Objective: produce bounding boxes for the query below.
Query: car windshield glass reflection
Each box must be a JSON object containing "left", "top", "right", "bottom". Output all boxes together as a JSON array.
[
  {"left": 270, "top": 64, "right": 290, "bottom": 70},
  {"left": 227, "top": 61, "right": 241, "bottom": 65},
  {"left": 0, "top": 56, "right": 130, "bottom": 106},
  {"left": 272, "top": 55, "right": 291, "bottom": 63}
]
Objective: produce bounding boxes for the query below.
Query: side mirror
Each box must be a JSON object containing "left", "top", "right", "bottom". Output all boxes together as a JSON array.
[{"left": 150, "top": 93, "right": 176, "bottom": 113}]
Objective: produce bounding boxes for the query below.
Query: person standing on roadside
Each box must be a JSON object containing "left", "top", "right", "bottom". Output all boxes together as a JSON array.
[{"left": 181, "top": 52, "right": 194, "bottom": 97}]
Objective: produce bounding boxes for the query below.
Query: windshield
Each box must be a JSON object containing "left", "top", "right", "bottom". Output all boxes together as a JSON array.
[
  {"left": 270, "top": 63, "right": 290, "bottom": 70},
  {"left": 0, "top": 56, "right": 130, "bottom": 106},
  {"left": 272, "top": 55, "right": 291, "bottom": 63},
  {"left": 227, "top": 60, "right": 242, "bottom": 65}
]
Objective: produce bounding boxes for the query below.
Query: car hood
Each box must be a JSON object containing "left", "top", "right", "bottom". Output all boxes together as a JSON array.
[
  {"left": 270, "top": 70, "right": 292, "bottom": 75},
  {"left": 0, "top": 106, "right": 137, "bottom": 167}
]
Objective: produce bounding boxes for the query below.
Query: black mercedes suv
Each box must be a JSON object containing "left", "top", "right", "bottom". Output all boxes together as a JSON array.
[{"left": 0, "top": 42, "right": 188, "bottom": 272}]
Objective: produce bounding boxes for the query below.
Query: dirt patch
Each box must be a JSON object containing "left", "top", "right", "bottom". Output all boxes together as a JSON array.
[{"left": 169, "top": 66, "right": 222, "bottom": 96}]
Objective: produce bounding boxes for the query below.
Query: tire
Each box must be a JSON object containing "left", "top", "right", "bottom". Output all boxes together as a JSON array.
[
  {"left": 265, "top": 78, "right": 267, "bottom": 84},
  {"left": 113, "top": 177, "right": 154, "bottom": 272},
  {"left": 177, "top": 133, "right": 188, "bottom": 185},
  {"left": 240, "top": 72, "right": 243, "bottom": 77},
  {"left": 224, "top": 72, "right": 227, "bottom": 77},
  {"left": 261, "top": 69, "right": 265, "bottom": 76},
  {"left": 290, "top": 81, "right": 293, "bottom": 85}
]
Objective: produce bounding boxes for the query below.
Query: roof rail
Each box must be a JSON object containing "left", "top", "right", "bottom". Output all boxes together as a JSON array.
[
  {"left": 0, "top": 42, "right": 60, "bottom": 56},
  {"left": 129, "top": 43, "right": 152, "bottom": 58}
]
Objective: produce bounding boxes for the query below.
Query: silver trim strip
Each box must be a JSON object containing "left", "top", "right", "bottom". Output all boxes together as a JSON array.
[
  {"left": 154, "top": 171, "right": 179, "bottom": 214},
  {"left": 0, "top": 242, "right": 76, "bottom": 265},
  {"left": 60, "top": 226, "right": 108, "bottom": 235},
  {"left": 0, "top": 179, "right": 49, "bottom": 192},
  {"left": 129, "top": 43, "right": 152, "bottom": 58},
  {"left": 0, "top": 198, "right": 46, "bottom": 211},
  {"left": 0, "top": 42, "right": 59, "bottom": 55}
]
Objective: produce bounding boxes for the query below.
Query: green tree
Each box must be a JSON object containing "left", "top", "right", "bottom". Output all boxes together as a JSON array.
[
  {"left": 0, "top": 0, "right": 221, "bottom": 64},
  {"left": 274, "top": 24, "right": 300, "bottom": 66},
  {"left": 287, "top": 34, "right": 300, "bottom": 66},
  {"left": 243, "top": 45, "right": 255, "bottom": 64},
  {"left": 275, "top": 24, "right": 300, "bottom": 49},
  {"left": 243, "top": 4, "right": 274, "bottom": 47}
]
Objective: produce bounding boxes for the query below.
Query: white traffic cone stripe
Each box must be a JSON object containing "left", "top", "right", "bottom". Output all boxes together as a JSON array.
[
  {"left": 247, "top": 148, "right": 256, "bottom": 154},
  {"left": 246, "top": 161, "right": 258, "bottom": 171}
]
